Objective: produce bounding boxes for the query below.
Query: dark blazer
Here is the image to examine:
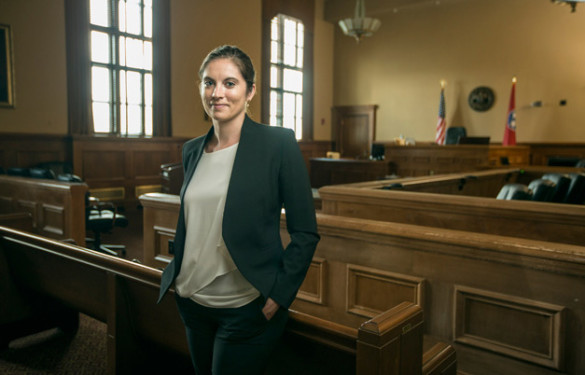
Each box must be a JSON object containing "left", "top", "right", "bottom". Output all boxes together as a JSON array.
[{"left": 158, "top": 116, "right": 319, "bottom": 308}]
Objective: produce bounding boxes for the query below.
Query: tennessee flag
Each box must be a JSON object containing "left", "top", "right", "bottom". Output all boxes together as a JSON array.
[
  {"left": 435, "top": 86, "right": 446, "bottom": 145},
  {"left": 503, "top": 77, "right": 517, "bottom": 146}
]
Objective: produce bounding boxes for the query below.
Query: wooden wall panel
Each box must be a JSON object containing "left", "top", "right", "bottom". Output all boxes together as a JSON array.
[
  {"left": 454, "top": 285, "right": 565, "bottom": 370},
  {"left": 0, "top": 133, "right": 72, "bottom": 169},
  {"left": 73, "top": 136, "right": 186, "bottom": 205},
  {"left": 347, "top": 264, "right": 425, "bottom": 319},
  {"left": 297, "top": 257, "right": 327, "bottom": 305},
  {"left": 526, "top": 143, "right": 585, "bottom": 166},
  {"left": 0, "top": 176, "right": 88, "bottom": 246}
]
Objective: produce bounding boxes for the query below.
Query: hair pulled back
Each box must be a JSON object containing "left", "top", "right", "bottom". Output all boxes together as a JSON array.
[{"left": 199, "top": 45, "right": 256, "bottom": 94}]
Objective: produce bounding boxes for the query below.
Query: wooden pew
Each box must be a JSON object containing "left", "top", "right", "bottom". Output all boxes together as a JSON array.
[
  {"left": 0, "top": 226, "right": 454, "bottom": 374},
  {"left": 318, "top": 167, "right": 585, "bottom": 246},
  {"left": 0, "top": 175, "right": 88, "bottom": 246},
  {"left": 140, "top": 193, "right": 585, "bottom": 374}
]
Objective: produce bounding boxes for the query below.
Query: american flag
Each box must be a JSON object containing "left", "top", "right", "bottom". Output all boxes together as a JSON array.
[{"left": 435, "top": 87, "right": 446, "bottom": 145}]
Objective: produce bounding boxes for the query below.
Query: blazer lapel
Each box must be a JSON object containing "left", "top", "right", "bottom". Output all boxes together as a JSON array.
[{"left": 180, "top": 127, "right": 214, "bottom": 199}]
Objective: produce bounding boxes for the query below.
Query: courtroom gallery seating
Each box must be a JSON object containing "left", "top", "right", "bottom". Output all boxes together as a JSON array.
[
  {"left": 541, "top": 173, "right": 571, "bottom": 203},
  {"left": 496, "top": 183, "right": 532, "bottom": 200},
  {"left": 527, "top": 178, "right": 556, "bottom": 202},
  {"left": 564, "top": 173, "right": 585, "bottom": 204}
]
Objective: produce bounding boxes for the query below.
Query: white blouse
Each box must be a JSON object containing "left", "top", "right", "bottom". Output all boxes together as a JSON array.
[{"left": 175, "top": 143, "right": 260, "bottom": 308}]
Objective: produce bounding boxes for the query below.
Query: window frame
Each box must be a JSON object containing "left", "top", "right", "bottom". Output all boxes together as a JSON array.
[
  {"left": 65, "top": 0, "right": 170, "bottom": 137},
  {"left": 268, "top": 14, "right": 305, "bottom": 138},
  {"left": 262, "top": 0, "right": 314, "bottom": 141},
  {"left": 89, "top": 0, "right": 154, "bottom": 136}
]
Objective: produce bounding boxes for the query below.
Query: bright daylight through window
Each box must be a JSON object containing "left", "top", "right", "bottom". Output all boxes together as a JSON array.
[
  {"left": 90, "top": 0, "right": 153, "bottom": 136},
  {"left": 270, "top": 14, "right": 304, "bottom": 140}
]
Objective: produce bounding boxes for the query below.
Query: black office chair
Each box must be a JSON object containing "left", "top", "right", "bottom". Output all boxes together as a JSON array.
[
  {"left": 445, "top": 127, "right": 467, "bottom": 145},
  {"left": 528, "top": 179, "right": 556, "bottom": 202},
  {"left": 496, "top": 183, "right": 532, "bottom": 200},
  {"left": 6, "top": 167, "right": 30, "bottom": 177},
  {"left": 564, "top": 173, "right": 585, "bottom": 204},
  {"left": 541, "top": 173, "right": 571, "bottom": 203},
  {"left": 85, "top": 195, "right": 129, "bottom": 257},
  {"left": 29, "top": 167, "right": 56, "bottom": 180}
]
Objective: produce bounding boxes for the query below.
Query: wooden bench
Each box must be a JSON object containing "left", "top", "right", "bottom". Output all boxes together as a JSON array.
[
  {"left": 318, "top": 167, "right": 585, "bottom": 246},
  {"left": 0, "top": 175, "right": 88, "bottom": 246},
  {"left": 0, "top": 226, "right": 455, "bottom": 374}
]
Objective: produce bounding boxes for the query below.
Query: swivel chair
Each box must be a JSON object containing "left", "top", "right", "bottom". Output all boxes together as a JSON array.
[
  {"left": 527, "top": 179, "right": 556, "bottom": 202},
  {"left": 85, "top": 195, "right": 129, "bottom": 257},
  {"left": 29, "top": 168, "right": 56, "bottom": 180},
  {"left": 445, "top": 127, "right": 467, "bottom": 145},
  {"left": 564, "top": 173, "right": 585, "bottom": 205},
  {"left": 496, "top": 183, "right": 532, "bottom": 200},
  {"left": 541, "top": 173, "right": 571, "bottom": 203}
]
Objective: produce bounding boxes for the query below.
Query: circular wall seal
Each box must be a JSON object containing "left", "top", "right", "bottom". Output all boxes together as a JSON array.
[{"left": 468, "top": 86, "right": 495, "bottom": 112}]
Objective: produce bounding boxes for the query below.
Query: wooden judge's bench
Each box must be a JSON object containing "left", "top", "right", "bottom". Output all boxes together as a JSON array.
[{"left": 310, "top": 144, "right": 532, "bottom": 187}]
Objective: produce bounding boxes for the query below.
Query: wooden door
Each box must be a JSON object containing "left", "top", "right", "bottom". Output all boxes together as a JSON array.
[{"left": 332, "top": 105, "right": 378, "bottom": 159}]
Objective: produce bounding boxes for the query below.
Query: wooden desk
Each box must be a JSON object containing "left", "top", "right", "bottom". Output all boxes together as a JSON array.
[
  {"left": 381, "top": 144, "right": 530, "bottom": 177},
  {"left": 310, "top": 158, "right": 390, "bottom": 188}
]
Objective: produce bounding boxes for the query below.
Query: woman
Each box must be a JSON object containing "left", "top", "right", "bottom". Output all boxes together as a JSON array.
[{"left": 157, "top": 45, "right": 320, "bottom": 374}]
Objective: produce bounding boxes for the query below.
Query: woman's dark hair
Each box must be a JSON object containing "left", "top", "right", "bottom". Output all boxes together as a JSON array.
[{"left": 199, "top": 45, "right": 256, "bottom": 93}]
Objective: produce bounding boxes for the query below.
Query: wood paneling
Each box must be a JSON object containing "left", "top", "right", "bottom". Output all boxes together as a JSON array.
[
  {"left": 304, "top": 214, "right": 584, "bottom": 374},
  {"left": 1, "top": 227, "right": 455, "bottom": 375},
  {"left": 0, "top": 133, "right": 72, "bottom": 169},
  {"left": 0, "top": 175, "right": 87, "bottom": 246},
  {"left": 73, "top": 136, "right": 186, "bottom": 204},
  {"left": 381, "top": 144, "right": 531, "bottom": 177},
  {"left": 319, "top": 168, "right": 585, "bottom": 246},
  {"left": 454, "top": 285, "right": 565, "bottom": 370},
  {"left": 310, "top": 158, "right": 390, "bottom": 188},
  {"left": 347, "top": 264, "right": 425, "bottom": 319},
  {"left": 526, "top": 143, "right": 585, "bottom": 166}
]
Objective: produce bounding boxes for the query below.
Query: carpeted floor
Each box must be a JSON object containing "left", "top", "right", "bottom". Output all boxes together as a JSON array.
[
  {"left": 0, "top": 203, "right": 144, "bottom": 375},
  {"left": 0, "top": 314, "right": 107, "bottom": 374}
]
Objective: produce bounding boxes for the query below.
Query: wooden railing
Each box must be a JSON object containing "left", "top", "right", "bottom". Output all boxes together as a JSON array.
[
  {"left": 318, "top": 167, "right": 585, "bottom": 246},
  {"left": 1, "top": 226, "right": 455, "bottom": 374},
  {"left": 140, "top": 192, "right": 585, "bottom": 374},
  {"left": 0, "top": 175, "right": 87, "bottom": 246}
]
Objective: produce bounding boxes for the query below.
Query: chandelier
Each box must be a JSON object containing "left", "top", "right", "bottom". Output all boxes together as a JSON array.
[
  {"left": 551, "top": 0, "right": 583, "bottom": 12},
  {"left": 338, "top": 0, "right": 382, "bottom": 43}
]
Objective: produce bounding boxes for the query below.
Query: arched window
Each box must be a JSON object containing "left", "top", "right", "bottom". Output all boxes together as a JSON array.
[
  {"left": 262, "top": 0, "right": 314, "bottom": 141},
  {"left": 269, "top": 14, "right": 304, "bottom": 139}
]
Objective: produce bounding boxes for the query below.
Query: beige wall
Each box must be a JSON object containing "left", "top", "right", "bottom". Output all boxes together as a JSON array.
[
  {"left": 0, "top": 0, "right": 68, "bottom": 134},
  {"left": 332, "top": 0, "right": 585, "bottom": 143},
  {"left": 2, "top": 0, "right": 582, "bottom": 144},
  {"left": 170, "top": 0, "right": 262, "bottom": 138}
]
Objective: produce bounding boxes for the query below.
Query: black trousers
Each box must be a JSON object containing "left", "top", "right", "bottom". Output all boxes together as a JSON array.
[{"left": 175, "top": 294, "right": 288, "bottom": 375}]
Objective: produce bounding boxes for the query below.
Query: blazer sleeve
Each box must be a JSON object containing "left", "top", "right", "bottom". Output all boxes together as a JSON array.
[{"left": 269, "top": 129, "right": 320, "bottom": 308}]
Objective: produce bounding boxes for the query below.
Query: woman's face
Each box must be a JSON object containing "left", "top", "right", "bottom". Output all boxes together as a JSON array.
[{"left": 200, "top": 58, "right": 255, "bottom": 125}]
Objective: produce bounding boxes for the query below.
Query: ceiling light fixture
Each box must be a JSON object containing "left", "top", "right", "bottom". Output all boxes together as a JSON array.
[
  {"left": 551, "top": 0, "right": 584, "bottom": 12},
  {"left": 338, "top": 0, "right": 382, "bottom": 43}
]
